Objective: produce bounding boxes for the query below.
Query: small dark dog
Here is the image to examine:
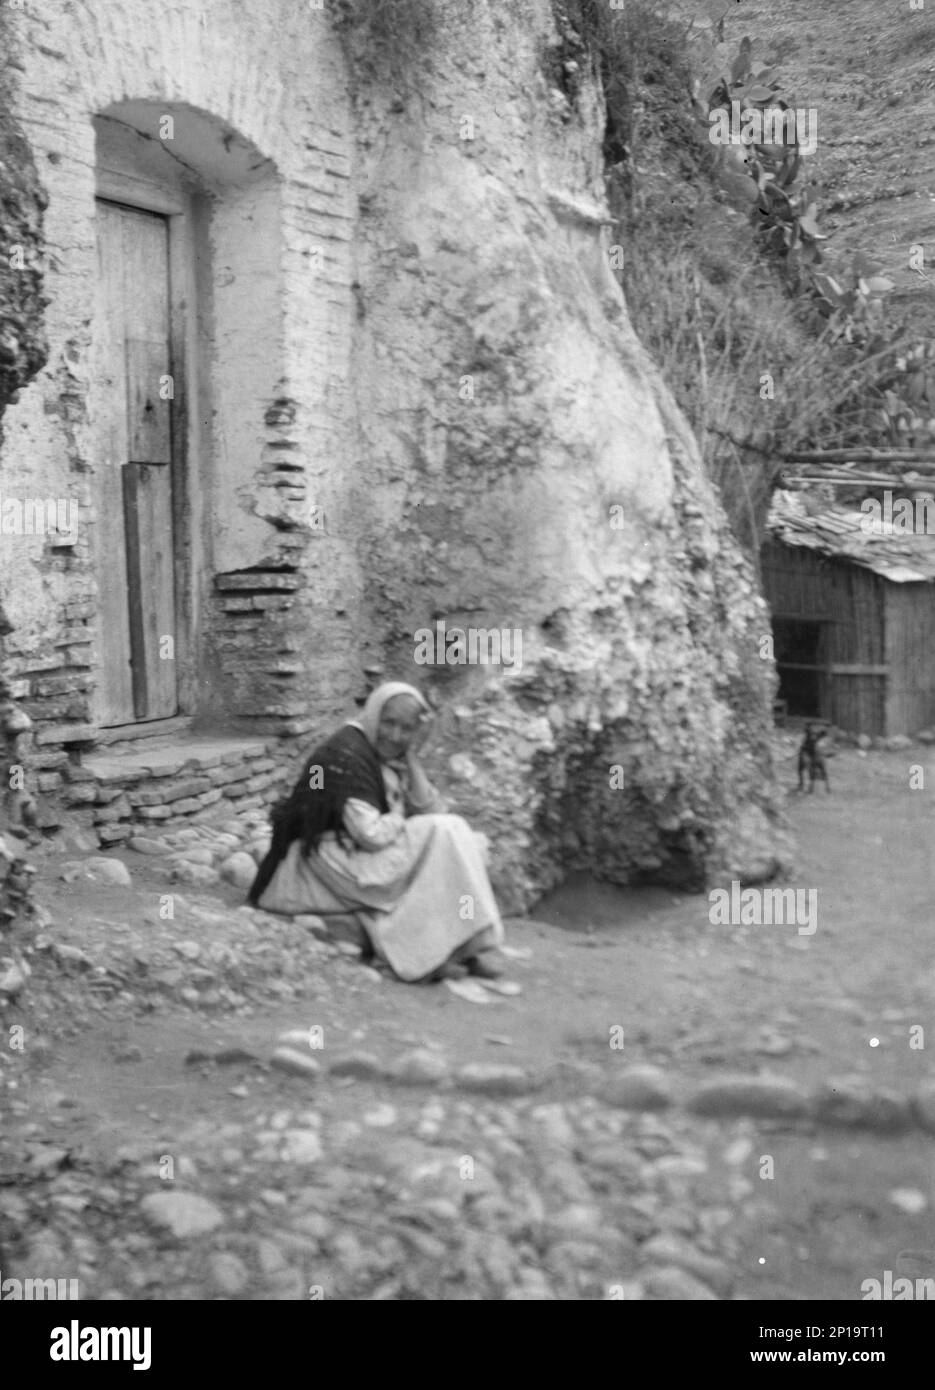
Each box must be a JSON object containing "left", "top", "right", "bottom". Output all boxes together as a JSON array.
[{"left": 797, "top": 722, "right": 832, "bottom": 794}]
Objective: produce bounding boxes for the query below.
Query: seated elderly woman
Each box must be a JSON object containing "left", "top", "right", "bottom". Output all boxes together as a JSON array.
[{"left": 247, "top": 682, "right": 506, "bottom": 983}]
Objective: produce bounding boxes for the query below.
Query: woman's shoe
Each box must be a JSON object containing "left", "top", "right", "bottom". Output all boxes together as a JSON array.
[
  {"left": 422, "top": 960, "right": 467, "bottom": 984},
  {"left": 464, "top": 952, "right": 504, "bottom": 980}
]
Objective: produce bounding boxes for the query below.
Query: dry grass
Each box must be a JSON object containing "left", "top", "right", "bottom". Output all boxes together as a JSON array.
[{"left": 577, "top": 0, "right": 919, "bottom": 554}]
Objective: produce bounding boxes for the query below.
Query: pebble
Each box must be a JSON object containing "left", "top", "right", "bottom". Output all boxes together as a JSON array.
[
  {"left": 208, "top": 1251, "right": 249, "bottom": 1295},
  {"left": 549, "top": 1203, "right": 603, "bottom": 1236},
  {"left": 255, "top": 1237, "right": 289, "bottom": 1275},
  {"left": 530, "top": 1102, "right": 577, "bottom": 1147},
  {"left": 271, "top": 1048, "right": 321, "bottom": 1079},
  {"left": 140, "top": 1191, "right": 225, "bottom": 1239},
  {"left": 129, "top": 836, "right": 171, "bottom": 856},
  {"left": 456, "top": 1063, "right": 537, "bottom": 1096},
  {"left": 888, "top": 1187, "right": 928, "bottom": 1215},
  {"left": 363, "top": 1103, "right": 398, "bottom": 1128},
  {"left": 722, "top": 1136, "right": 755, "bottom": 1170},
  {"left": 650, "top": 1154, "right": 708, "bottom": 1179},
  {"left": 686, "top": 1076, "right": 811, "bottom": 1120},
  {"left": 394, "top": 1048, "right": 450, "bottom": 1085},
  {"left": 0, "top": 961, "right": 28, "bottom": 996},
  {"left": 328, "top": 1052, "right": 388, "bottom": 1081},
  {"left": 291, "top": 1212, "right": 333, "bottom": 1240},
  {"left": 639, "top": 1235, "right": 733, "bottom": 1295},
  {"left": 279, "top": 1129, "right": 323, "bottom": 1164},
  {"left": 813, "top": 1080, "right": 913, "bottom": 1131},
  {"left": 62, "top": 856, "right": 132, "bottom": 886},
  {"left": 220, "top": 852, "right": 259, "bottom": 890},
  {"left": 601, "top": 1065, "right": 673, "bottom": 1111},
  {"left": 92, "top": 856, "right": 134, "bottom": 886},
  {"left": 172, "top": 847, "right": 215, "bottom": 867},
  {"left": 505, "top": 1270, "right": 556, "bottom": 1300},
  {"left": 641, "top": 1264, "right": 719, "bottom": 1300},
  {"left": 171, "top": 863, "right": 221, "bottom": 888}
]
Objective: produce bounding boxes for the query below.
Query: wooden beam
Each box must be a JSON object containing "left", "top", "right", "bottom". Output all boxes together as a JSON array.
[
  {"left": 778, "top": 464, "right": 935, "bottom": 487},
  {"left": 779, "top": 449, "right": 935, "bottom": 464},
  {"left": 776, "top": 662, "right": 889, "bottom": 675}
]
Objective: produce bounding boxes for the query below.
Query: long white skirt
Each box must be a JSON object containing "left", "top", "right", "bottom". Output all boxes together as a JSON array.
[{"left": 258, "top": 813, "right": 504, "bottom": 982}]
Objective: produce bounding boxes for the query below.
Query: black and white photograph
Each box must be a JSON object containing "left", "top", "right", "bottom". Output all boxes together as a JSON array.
[{"left": 1, "top": 0, "right": 933, "bottom": 1349}]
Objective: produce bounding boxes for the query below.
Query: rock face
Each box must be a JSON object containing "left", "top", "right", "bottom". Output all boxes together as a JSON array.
[
  {"left": 343, "top": 2, "right": 790, "bottom": 906},
  {"left": 0, "top": 0, "right": 789, "bottom": 906}
]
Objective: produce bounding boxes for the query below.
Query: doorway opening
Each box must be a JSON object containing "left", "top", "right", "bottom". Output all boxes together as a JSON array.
[
  {"left": 772, "top": 617, "right": 829, "bottom": 719},
  {"left": 91, "top": 103, "right": 281, "bottom": 733}
]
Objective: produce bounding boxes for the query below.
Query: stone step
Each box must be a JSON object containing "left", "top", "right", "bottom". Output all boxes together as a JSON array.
[{"left": 52, "top": 736, "right": 288, "bottom": 849}]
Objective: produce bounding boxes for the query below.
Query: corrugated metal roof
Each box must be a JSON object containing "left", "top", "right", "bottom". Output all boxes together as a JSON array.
[{"left": 766, "top": 491, "right": 935, "bottom": 583}]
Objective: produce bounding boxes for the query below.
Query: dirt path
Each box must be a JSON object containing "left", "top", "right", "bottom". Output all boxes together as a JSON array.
[{"left": 1, "top": 741, "right": 933, "bottom": 1300}]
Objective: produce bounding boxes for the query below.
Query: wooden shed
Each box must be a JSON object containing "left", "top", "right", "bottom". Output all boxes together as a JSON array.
[{"left": 761, "top": 491, "right": 935, "bottom": 736}]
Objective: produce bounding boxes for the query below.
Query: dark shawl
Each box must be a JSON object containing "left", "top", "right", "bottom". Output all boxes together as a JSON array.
[{"left": 247, "top": 724, "right": 389, "bottom": 906}]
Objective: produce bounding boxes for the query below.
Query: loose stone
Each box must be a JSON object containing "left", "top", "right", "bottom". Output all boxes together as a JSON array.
[
  {"left": 140, "top": 1192, "right": 225, "bottom": 1239},
  {"left": 271, "top": 1048, "right": 321, "bottom": 1079},
  {"left": 208, "top": 1251, "right": 250, "bottom": 1295},
  {"left": 219, "top": 852, "right": 258, "bottom": 890},
  {"left": 601, "top": 1065, "right": 673, "bottom": 1111},
  {"left": 456, "top": 1063, "right": 537, "bottom": 1097},
  {"left": 686, "top": 1076, "right": 811, "bottom": 1120},
  {"left": 641, "top": 1264, "right": 718, "bottom": 1300},
  {"left": 394, "top": 1048, "right": 450, "bottom": 1085},
  {"left": 328, "top": 1052, "right": 388, "bottom": 1081},
  {"left": 279, "top": 1129, "right": 323, "bottom": 1164}
]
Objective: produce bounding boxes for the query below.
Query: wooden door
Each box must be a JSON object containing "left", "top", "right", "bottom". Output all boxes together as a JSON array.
[{"left": 93, "top": 200, "right": 178, "bottom": 726}]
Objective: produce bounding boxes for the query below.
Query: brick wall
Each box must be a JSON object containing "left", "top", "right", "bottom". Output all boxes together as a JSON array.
[{"left": 0, "top": 0, "right": 366, "bottom": 766}]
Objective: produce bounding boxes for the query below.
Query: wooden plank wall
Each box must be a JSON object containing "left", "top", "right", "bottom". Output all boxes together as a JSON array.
[
  {"left": 885, "top": 583, "right": 935, "bottom": 734},
  {"left": 761, "top": 540, "right": 887, "bottom": 732}
]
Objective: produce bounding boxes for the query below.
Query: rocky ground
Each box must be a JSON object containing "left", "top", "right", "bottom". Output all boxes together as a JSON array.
[{"left": 1, "top": 731, "right": 934, "bottom": 1301}]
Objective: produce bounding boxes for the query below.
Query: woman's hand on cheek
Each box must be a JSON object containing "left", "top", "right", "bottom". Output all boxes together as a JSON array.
[{"left": 406, "top": 714, "right": 434, "bottom": 760}]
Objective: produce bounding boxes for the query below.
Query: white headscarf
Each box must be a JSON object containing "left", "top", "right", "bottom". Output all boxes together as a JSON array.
[{"left": 352, "top": 681, "right": 430, "bottom": 748}]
